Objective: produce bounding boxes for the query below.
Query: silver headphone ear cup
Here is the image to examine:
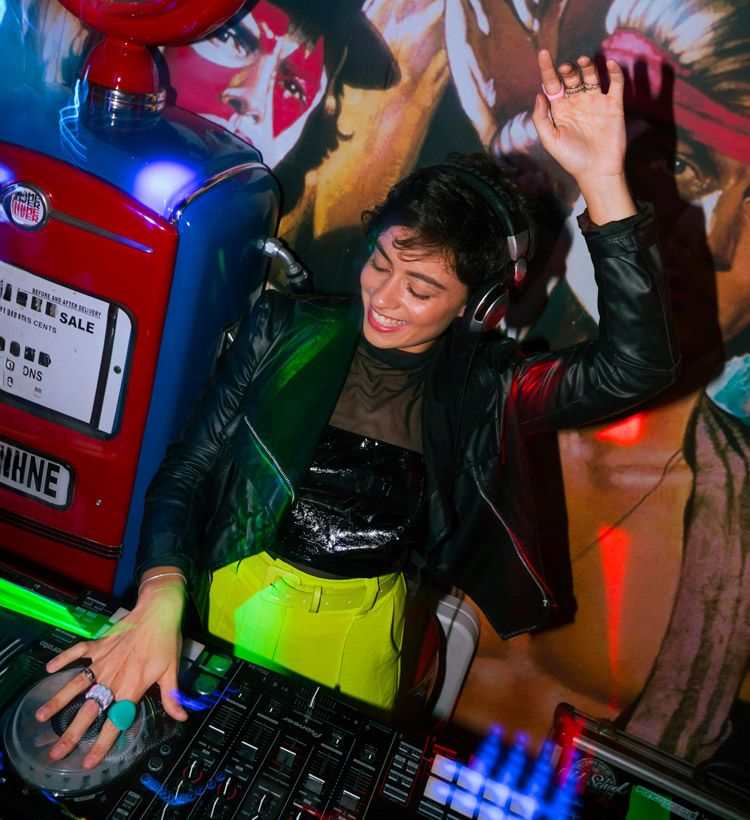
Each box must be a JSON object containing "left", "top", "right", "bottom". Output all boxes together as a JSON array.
[{"left": 462, "top": 281, "right": 509, "bottom": 334}]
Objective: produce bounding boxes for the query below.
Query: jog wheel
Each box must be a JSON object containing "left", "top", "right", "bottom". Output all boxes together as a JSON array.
[{"left": 2, "top": 668, "right": 153, "bottom": 794}]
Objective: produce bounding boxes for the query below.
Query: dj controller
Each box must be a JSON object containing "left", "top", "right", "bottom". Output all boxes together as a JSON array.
[
  {"left": 1, "top": 568, "right": 747, "bottom": 820},
  {"left": 0, "top": 572, "right": 440, "bottom": 820}
]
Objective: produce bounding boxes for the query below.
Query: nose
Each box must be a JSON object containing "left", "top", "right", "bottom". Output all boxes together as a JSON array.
[
  {"left": 369, "top": 270, "right": 401, "bottom": 309},
  {"left": 220, "top": 56, "right": 276, "bottom": 125},
  {"left": 222, "top": 87, "right": 263, "bottom": 123}
]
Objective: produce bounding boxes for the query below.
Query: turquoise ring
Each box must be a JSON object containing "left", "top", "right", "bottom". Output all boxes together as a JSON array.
[{"left": 108, "top": 699, "right": 137, "bottom": 731}]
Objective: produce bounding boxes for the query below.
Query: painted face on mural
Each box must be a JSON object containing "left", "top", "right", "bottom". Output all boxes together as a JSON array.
[
  {"left": 164, "top": 1, "right": 327, "bottom": 168},
  {"left": 360, "top": 226, "right": 469, "bottom": 354},
  {"left": 626, "top": 121, "right": 750, "bottom": 353}
]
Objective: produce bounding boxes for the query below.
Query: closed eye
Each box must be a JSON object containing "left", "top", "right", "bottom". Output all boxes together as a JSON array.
[{"left": 406, "top": 283, "right": 432, "bottom": 301}]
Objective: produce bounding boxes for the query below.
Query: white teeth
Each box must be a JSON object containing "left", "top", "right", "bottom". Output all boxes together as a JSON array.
[{"left": 372, "top": 307, "right": 406, "bottom": 327}]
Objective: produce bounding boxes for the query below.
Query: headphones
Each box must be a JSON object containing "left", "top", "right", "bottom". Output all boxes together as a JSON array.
[{"left": 435, "top": 164, "right": 530, "bottom": 334}]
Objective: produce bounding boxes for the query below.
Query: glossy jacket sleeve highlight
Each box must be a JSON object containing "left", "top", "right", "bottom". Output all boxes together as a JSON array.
[{"left": 512, "top": 205, "right": 680, "bottom": 433}]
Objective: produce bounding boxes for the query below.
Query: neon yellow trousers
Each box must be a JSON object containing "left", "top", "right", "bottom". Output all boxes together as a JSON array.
[{"left": 208, "top": 552, "right": 406, "bottom": 711}]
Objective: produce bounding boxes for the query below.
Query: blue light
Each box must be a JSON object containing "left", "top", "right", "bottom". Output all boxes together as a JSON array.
[
  {"left": 0, "top": 162, "right": 12, "bottom": 186},
  {"left": 58, "top": 79, "right": 87, "bottom": 166},
  {"left": 451, "top": 727, "right": 580, "bottom": 819},
  {"left": 133, "top": 160, "right": 197, "bottom": 215},
  {"left": 169, "top": 685, "right": 237, "bottom": 712}
]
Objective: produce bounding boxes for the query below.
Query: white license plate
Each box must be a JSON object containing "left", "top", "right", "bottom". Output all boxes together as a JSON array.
[{"left": 0, "top": 437, "right": 73, "bottom": 508}]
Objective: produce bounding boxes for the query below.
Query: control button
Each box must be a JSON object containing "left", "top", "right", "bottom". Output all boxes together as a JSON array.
[
  {"left": 275, "top": 746, "right": 296, "bottom": 767},
  {"left": 238, "top": 741, "right": 257, "bottom": 762},
  {"left": 339, "top": 790, "right": 360, "bottom": 811},
  {"left": 478, "top": 802, "right": 511, "bottom": 820},
  {"left": 305, "top": 774, "right": 325, "bottom": 795},
  {"left": 147, "top": 757, "right": 164, "bottom": 773},
  {"left": 193, "top": 673, "right": 221, "bottom": 696},
  {"left": 431, "top": 754, "right": 460, "bottom": 782},
  {"left": 452, "top": 788, "right": 479, "bottom": 818},
  {"left": 159, "top": 744, "right": 172, "bottom": 756},
  {"left": 423, "top": 775, "right": 452, "bottom": 806},
  {"left": 205, "top": 654, "right": 232, "bottom": 675}
]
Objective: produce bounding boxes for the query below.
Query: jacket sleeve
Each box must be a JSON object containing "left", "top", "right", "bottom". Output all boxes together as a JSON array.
[
  {"left": 511, "top": 204, "right": 680, "bottom": 433},
  {"left": 135, "top": 291, "right": 287, "bottom": 585}
]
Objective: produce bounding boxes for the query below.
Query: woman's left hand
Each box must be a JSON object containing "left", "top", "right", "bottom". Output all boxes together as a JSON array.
[{"left": 531, "top": 49, "right": 636, "bottom": 223}]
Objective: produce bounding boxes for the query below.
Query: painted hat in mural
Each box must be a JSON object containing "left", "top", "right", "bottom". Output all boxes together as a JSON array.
[{"left": 270, "top": 0, "right": 400, "bottom": 89}]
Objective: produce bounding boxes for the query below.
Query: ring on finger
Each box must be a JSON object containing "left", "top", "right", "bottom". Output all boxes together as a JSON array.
[
  {"left": 80, "top": 666, "right": 97, "bottom": 685},
  {"left": 584, "top": 81, "right": 601, "bottom": 90},
  {"left": 84, "top": 683, "right": 114, "bottom": 713},
  {"left": 565, "top": 82, "right": 587, "bottom": 96},
  {"left": 108, "top": 699, "right": 137, "bottom": 732},
  {"left": 542, "top": 84, "right": 566, "bottom": 102}
]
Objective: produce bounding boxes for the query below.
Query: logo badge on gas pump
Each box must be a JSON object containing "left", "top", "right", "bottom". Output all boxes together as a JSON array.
[{"left": 2, "top": 183, "right": 49, "bottom": 230}]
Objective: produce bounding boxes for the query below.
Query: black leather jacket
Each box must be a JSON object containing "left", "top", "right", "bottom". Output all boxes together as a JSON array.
[{"left": 137, "top": 207, "right": 679, "bottom": 638}]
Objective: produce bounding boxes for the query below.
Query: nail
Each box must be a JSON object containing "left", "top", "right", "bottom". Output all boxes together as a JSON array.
[
  {"left": 36, "top": 708, "right": 49, "bottom": 721},
  {"left": 83, "top": 755, "right": 97, "bottom": 769}
]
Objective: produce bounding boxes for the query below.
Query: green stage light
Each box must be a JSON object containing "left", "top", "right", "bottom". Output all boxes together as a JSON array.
[{"left": 0, "top": 578, "right": 112, "bottom": 639}]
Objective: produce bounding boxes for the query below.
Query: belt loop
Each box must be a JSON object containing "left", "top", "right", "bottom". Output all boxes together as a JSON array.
[
  {"left": 357, "top": 576, "right": 380, "bottom": 614},
  {"left": 310, "top": 585, "right": 322, "bottom": 613}
]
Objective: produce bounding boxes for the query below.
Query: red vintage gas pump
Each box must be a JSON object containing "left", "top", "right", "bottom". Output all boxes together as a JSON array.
[{"left": 0, "top": 0, "right": 280, "bottom": 595}]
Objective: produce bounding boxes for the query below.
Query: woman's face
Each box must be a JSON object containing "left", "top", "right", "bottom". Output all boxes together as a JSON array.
[
  {"left": 360, "top": 226, "right": 469, "bottom": 353},
  {"left": 164, "top": 1, "right": 326, "bottom": 168}
]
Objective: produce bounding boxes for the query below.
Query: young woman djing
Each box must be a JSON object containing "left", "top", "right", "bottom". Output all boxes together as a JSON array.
[{"left": 36, "top": 49, "right": 679, "bottom": 769}]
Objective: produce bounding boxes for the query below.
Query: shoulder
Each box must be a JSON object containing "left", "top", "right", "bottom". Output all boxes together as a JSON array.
[{"left": 254, "top": 290, "right": 359, "bottom": 328}]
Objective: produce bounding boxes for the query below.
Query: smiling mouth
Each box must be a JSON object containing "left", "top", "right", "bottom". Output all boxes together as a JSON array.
[{"left": 368, "top": 306, "right": 407, "bottom": 331}]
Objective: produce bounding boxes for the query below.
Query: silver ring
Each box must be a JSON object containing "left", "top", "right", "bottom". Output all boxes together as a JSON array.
[
  {"left": 565, "top": 83, "right": 587, "bottom": 96},
  {"left": 584, "top": 81, "right": 601, "bottom": 90},
  {"left": 80, "top": 666, "right": 97, "bottom": 685},
  {"left": 84, "top": 683, "right": 114, "bottom": 713}
]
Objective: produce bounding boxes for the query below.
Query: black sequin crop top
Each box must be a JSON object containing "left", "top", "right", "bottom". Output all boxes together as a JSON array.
[
  {"left": 272, "top": 425, "right": 426, "bottom": 576},
  {"left": 270, "top": 338, "right": 434, "bottom": 577}
]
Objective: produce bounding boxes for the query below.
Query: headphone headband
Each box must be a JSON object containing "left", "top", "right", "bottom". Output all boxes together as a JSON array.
[
  {"left": 434, "top": 163, "right": 530, "bottom": 287},
  {"left": 435, "top": 163, "right": 530, "bottom": 333}
]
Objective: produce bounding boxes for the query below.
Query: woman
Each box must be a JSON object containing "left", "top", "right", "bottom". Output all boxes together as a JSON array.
[{"left": 35, "top": 49, "right": 679, "bottom": 769}]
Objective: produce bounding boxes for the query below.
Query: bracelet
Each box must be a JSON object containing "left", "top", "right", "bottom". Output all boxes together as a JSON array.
[{"left": 138, "top": 571, "right": 187, "bottom": 597}]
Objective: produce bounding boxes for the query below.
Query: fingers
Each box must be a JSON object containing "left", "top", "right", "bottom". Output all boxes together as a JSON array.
[
  {"left": 538, "top": 48, "right": 564, "bottom": 100},
  {"left": 577, "top": 55, "right": 601, "bottom": 92},
  {"left": 558, "top": 61, "right": 583, "bottom": 91},
  {"left": 47, "top": 699, "right": 101, "bottom": 762},
  {"left": 159, "top": 670, "right": 188, "bottom": 722},
  {"left": 36, "top": 667, "right": 92, "bottom": 722},
  {"left": 45, "top": 641, "right": 91, "bottom": 673},
  {"left": 82, "top": 713, "right": 124, "bottom": 769},
  {"left": 537, "top": 50, "right": 619, "bottom": 102},
  {"left": 531, "top": 94, "right": 555, "bottom": 144},
  {"left": 605, "top": 57, "right": 625, "bottom": 102}
]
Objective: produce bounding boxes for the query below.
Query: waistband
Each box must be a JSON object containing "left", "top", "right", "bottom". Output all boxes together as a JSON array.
[{"left": 256, "top": 554, "right": 401, "bottom": 614}]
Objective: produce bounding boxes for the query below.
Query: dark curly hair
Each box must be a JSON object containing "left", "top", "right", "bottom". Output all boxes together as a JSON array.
[{"left": 361, "top": 153, "right": 535, "bottom": 293}]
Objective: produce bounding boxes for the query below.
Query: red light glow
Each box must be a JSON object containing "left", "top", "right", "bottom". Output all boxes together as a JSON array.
[
  {"left": 593, "top": 412, "right": 645, "bottom": 446},
  {"left": 598, "top": 526, "right": 630, "bottom": 710}
]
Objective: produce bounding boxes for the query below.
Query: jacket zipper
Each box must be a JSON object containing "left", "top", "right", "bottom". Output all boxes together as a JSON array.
[
  {"left": 474, "top": 472, "right": 551, "bottom": 616},
  {"left": 243, "top": 416, "right": 296, "bottom": 502}
]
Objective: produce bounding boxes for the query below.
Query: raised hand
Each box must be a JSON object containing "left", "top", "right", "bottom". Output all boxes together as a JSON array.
[
  {"left": 35, "top": 580, "right": 188, "bottom": 769},
  {"left": 531, "top": 48, "right": 636, "bottom": 224}
]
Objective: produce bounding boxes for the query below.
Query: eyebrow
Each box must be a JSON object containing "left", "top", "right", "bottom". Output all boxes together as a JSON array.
[{"left": 375, "top": 241, "right": 448, "bottom": 291}]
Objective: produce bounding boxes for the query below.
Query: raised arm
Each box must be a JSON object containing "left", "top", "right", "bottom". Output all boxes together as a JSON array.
[{"left": 510, "top": 51, "right": 679, "bottom": 432}]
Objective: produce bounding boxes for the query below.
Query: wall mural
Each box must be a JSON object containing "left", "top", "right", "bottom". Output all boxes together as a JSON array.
[{"left": 2, "top": 0, "right": 748, "bottom": 764}]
